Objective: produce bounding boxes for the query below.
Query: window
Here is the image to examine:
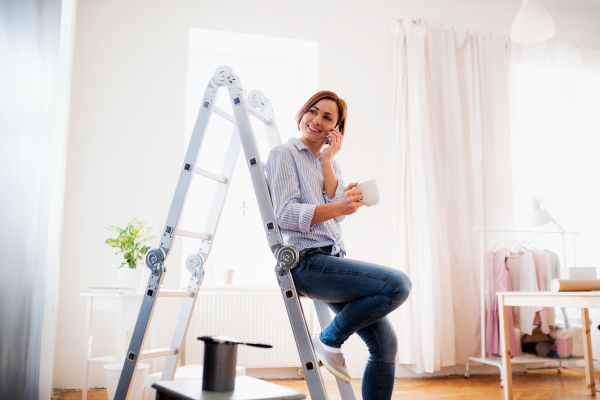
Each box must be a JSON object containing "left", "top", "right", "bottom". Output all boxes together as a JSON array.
[
  {"left": 511, "top": 62, "right": 600, "bottom": 275},
  {"left": 180, "top": 29, "right": 317, "bottom": 287}
]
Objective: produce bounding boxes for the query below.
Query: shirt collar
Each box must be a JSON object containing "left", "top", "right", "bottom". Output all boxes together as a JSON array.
[
  {"left": 289, "top": 137, "right": 321, "bottom": 159},
  {"left": 289, "top": 137, "right": 308, "bottom": 151}
]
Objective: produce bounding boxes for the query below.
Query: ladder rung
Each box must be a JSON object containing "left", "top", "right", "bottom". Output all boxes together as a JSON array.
[
  {"left": 140, "top": 347, "right": 178, "bottom": 359},
  {"left": 193, "top": 166, "right": 227, "bottom": 184},
  {"left": 247, "top": 106, "right": 272, "bottom": 125},
  {"left": 213, "top": 104, "right": 272, "bottom": 125},
  {"left": 176, "top": 229, "right": 211, "bottom": 241},
  {"left": 159, "top": 290, "right": 194, "bottom": 298},
  {"left": 213, "top": 106, "right": 236, "bottom": 123}
]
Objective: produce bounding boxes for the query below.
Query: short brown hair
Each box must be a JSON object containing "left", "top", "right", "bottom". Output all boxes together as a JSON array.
[{"left": 295, "top": 91, "right": 347, "bottom": 135}]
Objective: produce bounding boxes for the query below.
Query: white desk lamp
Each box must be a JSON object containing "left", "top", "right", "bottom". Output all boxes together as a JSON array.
[
  {"left": 529, "top": 198, "right": 565, "bottom": 233},
  {"left": 529, "top": 198, "right": 568, "bottom": 268}
]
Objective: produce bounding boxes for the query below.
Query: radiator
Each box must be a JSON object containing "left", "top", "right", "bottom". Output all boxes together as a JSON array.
[{"left": 183, "top": 287, "right": 315, "bottom": 368}]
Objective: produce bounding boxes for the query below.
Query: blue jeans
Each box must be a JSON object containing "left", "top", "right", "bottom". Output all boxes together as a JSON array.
[{"left": 291, "top": 246, "right": 412, "bottom": 400}]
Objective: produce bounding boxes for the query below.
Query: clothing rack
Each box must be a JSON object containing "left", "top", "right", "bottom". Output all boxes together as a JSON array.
[{"left": 465, "top": 227, "right": 594, "bottom": 386}]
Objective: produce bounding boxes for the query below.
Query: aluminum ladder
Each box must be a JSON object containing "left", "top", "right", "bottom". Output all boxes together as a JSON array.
[{"left": 113, "top": 66, "right": 357, "bottom": 400}]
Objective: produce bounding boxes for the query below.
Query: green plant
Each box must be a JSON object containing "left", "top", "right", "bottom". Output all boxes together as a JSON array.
[{"left": 105, "top": 219, "right": 156, "bottom": 269}]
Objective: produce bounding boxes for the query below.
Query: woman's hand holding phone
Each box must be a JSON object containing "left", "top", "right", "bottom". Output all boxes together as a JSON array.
[{"left": 321, "top": 125, "right": 342, "bottom": 163}]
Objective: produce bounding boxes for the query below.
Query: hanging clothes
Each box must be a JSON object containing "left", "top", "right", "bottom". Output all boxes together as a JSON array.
[
  {"left": 485, "top": 244, "right": 562, "bottom": 358},
  {"left": 545, "top": 249, "right": 561, "bottom": 280},
  {"left": 486, "top": 250, "right": 518, "bottom": 357},
  {"left": 507, "top": 249, "right": 541, "bottom": 336},
  {"left": 545, "top": 249, "right": 562, "bottom": 327},
  {"left": 529, "top": 249, "right": 550, "bottom": 333}
]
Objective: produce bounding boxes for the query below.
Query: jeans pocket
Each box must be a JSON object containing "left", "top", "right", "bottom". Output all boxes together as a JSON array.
[{"left": 300, "top": 247, "right": 322, "bottom": 260}]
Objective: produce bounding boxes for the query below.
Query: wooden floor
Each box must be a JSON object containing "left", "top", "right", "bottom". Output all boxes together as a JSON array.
[{"left": 60, "top": 368, "right": 600, "bottom": 400}]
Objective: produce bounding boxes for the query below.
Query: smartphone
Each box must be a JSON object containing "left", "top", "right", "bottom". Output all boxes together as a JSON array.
[{"left": 325, "top": 125, "right": 340, "bottom": 145}]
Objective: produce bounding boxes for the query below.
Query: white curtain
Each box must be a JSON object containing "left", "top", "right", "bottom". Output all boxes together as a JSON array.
[{"left": 391, "top": 19, "right": 514, "bottom": 373}]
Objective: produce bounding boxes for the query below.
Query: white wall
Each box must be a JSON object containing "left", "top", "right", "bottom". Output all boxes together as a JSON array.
[{"left": 54, "top": 0, "right": 600, "bottom": 389}]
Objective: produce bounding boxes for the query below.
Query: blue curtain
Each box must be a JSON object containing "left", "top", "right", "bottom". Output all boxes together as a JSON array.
[{"left": 0, "top": 0, "right": 62, "bottom": 399}]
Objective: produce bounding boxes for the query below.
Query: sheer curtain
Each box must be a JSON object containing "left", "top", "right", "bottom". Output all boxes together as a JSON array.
[
  {"left": 0, "top": 1, "right": 63, "bottom": 398},
  {"left": 391, "top": 19, "right": 514, "bottom": 373}
]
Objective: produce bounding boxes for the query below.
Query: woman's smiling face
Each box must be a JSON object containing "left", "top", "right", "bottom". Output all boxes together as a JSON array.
[{"left": 299, "top": 99, "right": 339, "bottom": 144}]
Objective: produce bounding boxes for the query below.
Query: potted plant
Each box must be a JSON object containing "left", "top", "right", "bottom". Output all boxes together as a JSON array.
[{"left": 105, "top": 219, "right": 155, "bottom": 292}]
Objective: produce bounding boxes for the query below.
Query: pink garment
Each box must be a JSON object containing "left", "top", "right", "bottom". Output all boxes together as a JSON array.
[
  {"left": 552, "top": 338, "right": 573, "bottom": 358},
  {"left": 486, "top": 250, "right": 518, "bottom": 357},
  {"left": 529, "top": 250, "right": 550, "bottom": 334}
]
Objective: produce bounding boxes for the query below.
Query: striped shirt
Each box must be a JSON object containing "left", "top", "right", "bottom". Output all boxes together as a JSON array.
[{"left": 266, "top": 137, "right": 346, "bottom": 255}]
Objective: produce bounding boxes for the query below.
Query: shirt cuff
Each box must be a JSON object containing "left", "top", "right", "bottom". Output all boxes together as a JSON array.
[
  {"left": 324, "top": 180, "right": 345, "bottom": 203},
  {"left": 298, "top": 204, "right": 316, "bottom": 233}
]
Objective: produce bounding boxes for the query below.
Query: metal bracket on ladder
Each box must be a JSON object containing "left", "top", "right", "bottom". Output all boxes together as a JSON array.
[{"left": 113, "top": 66, "right": 356, "bottom": 400}]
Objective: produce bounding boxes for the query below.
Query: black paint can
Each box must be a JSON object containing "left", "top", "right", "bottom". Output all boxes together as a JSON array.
[{"left": 198, "top": 336, "right": 272, "bottom": 392}]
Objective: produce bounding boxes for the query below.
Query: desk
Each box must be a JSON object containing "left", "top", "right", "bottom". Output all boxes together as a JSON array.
[
  {"left": 498, "top": 291, "right": 599, "bottom": 400},
  {"left": 79, "top": 293, "right": 158, "bottom": 400},
  {"left": 153, "top": 376, "right": 305, "bottom": 400}
]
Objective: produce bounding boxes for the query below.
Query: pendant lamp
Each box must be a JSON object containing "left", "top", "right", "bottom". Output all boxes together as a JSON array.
[{"left": 511, "top": 0, "right": 556, "bottom": 44}]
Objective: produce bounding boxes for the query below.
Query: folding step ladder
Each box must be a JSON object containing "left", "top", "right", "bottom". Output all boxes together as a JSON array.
[{"left": 113, "top": 66, "right": 357, "bottom": 400}]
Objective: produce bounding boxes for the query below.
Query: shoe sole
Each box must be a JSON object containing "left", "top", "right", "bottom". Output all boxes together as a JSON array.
[{"left": 318, "top": 357, "right": 351, "bottom": 384}]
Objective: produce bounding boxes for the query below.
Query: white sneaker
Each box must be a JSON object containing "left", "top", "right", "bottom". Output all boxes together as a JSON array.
[{"left": 311, "top": 335, "right": 351, "bottom": 383}]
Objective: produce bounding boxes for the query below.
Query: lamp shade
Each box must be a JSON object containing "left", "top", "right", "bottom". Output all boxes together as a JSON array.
[
  {"left": 529, "top": 198, "right": 553, "bottom": 226},
  {"left": 511, "top": 0, "right": 556, "bottom": 44}
]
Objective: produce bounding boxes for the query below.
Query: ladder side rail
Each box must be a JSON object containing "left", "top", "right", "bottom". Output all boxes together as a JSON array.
[
  {"left": 114, "top": 80, "right": 219, "bottom": 400},
  {"left": 114, "top": 271, "right": 164, "bottom": 400},
  {"left": 313, "top": 301, "right": 358, "bottom": 400},
  {"left": 244, "top": 83, "right": 355, "bottom": 400},
  {"left": 199, "top": 126, "right": 242, "bottom": 256},
  {"left": 247, "top": 90, "right": 282, "bottom": 236},
  {"left": 160, "top": 124, "right": 244, "bottom": 381},
  {"left": 161, "top": 273, "right": 203, "bottom": 380},
  {"left": 247, "top": 91, "right": 283, "bottom": 150},
  {"left": 160, "top": 81, "right": 244, "bottom": 378},
  {"left": 158, "top": 81, "right": 220, "bottom": 260},
  {"left": 218, "top": 72, "right": 283, "bottom": 251},
  {"left": 249, "top": 88, "right": 329, "bottom": 399},
  {"left": 264, "top": 119, "right": 283, "bottom": 152},
  {"left": 279, "top": 271, "right": 329, "bottom": 400}
]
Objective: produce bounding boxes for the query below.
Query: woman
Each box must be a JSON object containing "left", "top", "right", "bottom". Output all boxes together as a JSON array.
[{"left": 265, "top": 91, "right": 411, "bottom": 400}]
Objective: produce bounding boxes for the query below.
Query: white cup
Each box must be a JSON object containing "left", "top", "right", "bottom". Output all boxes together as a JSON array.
[{"left": 357, "top": 179, "right": 380, "bottom": 207}]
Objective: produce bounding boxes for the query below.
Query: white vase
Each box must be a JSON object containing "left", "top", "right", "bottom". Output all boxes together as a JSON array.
[
  {"left": 117, "top": 267, "right": 144, "bottom": 293},
  {"left": 104, "top": 362, "right": 149, "bottom": 400},
  {"left": 222, "top": 269, "right": 234, "bottom": 285}
]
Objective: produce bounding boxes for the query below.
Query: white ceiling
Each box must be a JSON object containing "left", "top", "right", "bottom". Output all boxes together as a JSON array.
[{"left": 275, "top": 0, "right": 600, "bottom": 47}]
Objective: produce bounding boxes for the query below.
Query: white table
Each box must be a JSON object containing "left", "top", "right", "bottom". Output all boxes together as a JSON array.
[
  {"left": 498, "top": 291, "right": 599, "bottom": 400},
  {"left": 80, "top": 292, "right": 158, "bottom": 400},
  {"left": 153, "top": 376, "right": 306, "bottom": 400}
]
